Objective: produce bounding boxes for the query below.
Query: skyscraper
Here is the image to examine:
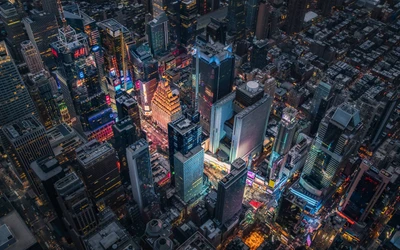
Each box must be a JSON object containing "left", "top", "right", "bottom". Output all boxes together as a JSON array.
[
  {"left": 206, "top": 18, "right": 227, "bottom": 44},
  {"left": 250, "top": 39, "right": 268, "bottom": 69},
  {"left": 140, "top": 78, "right": 159, "bottom": 116},
  {"left": 286, "top": 0, "right": 307, "bottom": 35},
  {"left": 111, "top": 117, "right": 137, "bottom": 184},
  {"left": 180, "top": 0, "right": 197, "bottom": 45},
  {"left": 310, "top": 80, "right": 334, "bottom": 134},
  {"left": 23, "top": 12, "right": 59, "bottom": 68},
  {"left": 255, "top": 2, "right": 277, "bottom": 39},
  {"left": 126, "top": 139, "right": 156, "bottom": 212},
  {"left": 42, "top": 0, "right": 58, "bottom": 17},
  {"left": 3, "top": 115, "right": 53, "bottom": 193},
  {"left": 194, "top": 42, "right": 235, "bottom": 133},
  {"left": 226, "top": 0, "right": 245, "bottom": 40},
  {"left": 147, "top": 12, "right": 169, "bottom": 57},
  {"left": 338, "top": 160, "right": 391, "bottom": 224},
  {"left": 168, "top": 116, "right": 202, "bottom": 178},
  {"left": 0, "top": 2, "right": 28, "bottom": 62},
  {"left": 27, "top": 71, "right": 61, "bottom": 129},
  {"left": 174, "top": 145, "right": 204, "bottom": 203},
  {"left": 268, "top": 107, "right": 298, "bottom": 190},
  {"left": 215, "top": 158, "right": 247, "bottom": 224},
  {"left": 51, "top": 24, "right": 114, "bottom": 142},
  {"left": 76, "top": 140, "right": 125, "bottom": 211},
  {"left": 151, "top": 80, "right": 182, "bottom": 132},
  {"left": 0, "top": 41, "right": 36, "bottom": 129},
  {"left": 21, "top": 40, "right": 44, "bottom": 74},
  {"left": 55, "top": 172, "right": 98, "bottom": 250},
  {"left": 152, "top": 0, "right": 167, "bottom": 17},
  {"left": 291, "top": 103, "right": 363, "bottom": 211},
  {"left": 245, "top": 0, "right": 258, "bottom": 33},
  {"left": 116, "top": 92, "right": 141, "bottom": 132}
]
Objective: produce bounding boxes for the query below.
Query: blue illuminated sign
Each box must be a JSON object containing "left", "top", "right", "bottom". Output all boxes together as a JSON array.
[
  {"left": 92, "top": 45, "right": 100, "bottom": 52},
  {"left": 115, "top": 85, "right": 121, "bottom": 91},
  {"left": 79, "top": 71, "right": 84, "bottom": 79}
]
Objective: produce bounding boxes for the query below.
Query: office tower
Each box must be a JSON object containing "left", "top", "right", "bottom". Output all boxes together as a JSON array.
[
  {"left": 116, "top": 92, "right": 141, "bottom": 131},
  {"left": 152, "top": 0, "right": 166, "bottom": 17},
  {"left": 264, "top": 77, "right": 276, "bottom": 98},
  {"left": 256, "top": 2, "right": 277, "bottom": 40},
  {"left": 147, "top": 12, "right": 169, "bottom": 57},
  {"left": 168, "top": 116, "right": 202, "bottom": 179},
  {"left": 55, "top": 173, "right": 98, "bottom": 250},
  {"left": 111, "top": 117, "right": 137, "bottom": 184},
  {"left": 21, "top": 40, "right": 44, "bottom": 74},
  {"left": 132, "top": 4, "right": 146, "bottom": 38},
  {"left": 268, "top": 107, "right": 298, "bottom": 190},
  {"left": 126, "top": 139, "right": 156, "bottom": 212},
  {"left": 51, "top": 24, "right": 114, "bottom": 142},
  {"left": 0, "top": 2, "right": 28, "bottom": 62},
  {"left": 310, "top": 80, "right": 334, "bottom": 134},
  {"left": 30, "top": 156, "right": 65, "bottom": 217},
  {"left": 227, "top": 0, "right": 245, "bottom": 40},
  {"left": 42, "top": 0, "right": 58, "bottom": 16},
  {"left": 151, "top": 80, "right": 182, "bottom": 132},
  {"left": 206, "top": 18, "right": 227, "bottom": 44},
  {"left": 250, "top": 39, "right": 268, "bottom": 69},
  {"left": 130, "top": 44, "right": 159, "bottom": 81},
  {"left": 3, "top": 115, "right": 53, "bottom": 192},
  {"left": 286, "top": 0, "right": 307, "bottom": 35},
  {"left": 245, "top": 0, "right": 258, "bottom": 32},
  {"left": 230, "top": 84, "right": 273, "bottom": 162},
  {"left": 338, "top": 160, "right": 391, "bottom": 225},
  {"left": 98, "top": 19, "right": 133, "bottom": 93},
  {"left": 318, "top": 0, "right": 335, "bottom": 16},
  {"left": 180, "top": 0, "right": 197, "bottom": 45},
  {"left": 23, "top": 12, "right": 59, "bottom": 68},
  {"left": 291, "top": 103, "right": 363, "bottom": 211},
  {"left": 0, "top": 42, "right": 36, "bottom": 129},
  {"left": 140, "top": 78, "right": 159, "bottom": 116},
  {"left": 27, "top": 71, "right": 61, "bottom": 129},
  {"left": 47, "top": 123, "right": 85, "bottom": 165},
  {"left": 215, "top": 158, "right": 247, "bottom": 224},
  {"left": 194, "top": 42, "right": 235, "bottom": 133},
  {"left": 174, "top": 145, "right": 204, "bottom": 202},
  {"left": 76, "top": 140, "right": 125, "bottom": 211}
]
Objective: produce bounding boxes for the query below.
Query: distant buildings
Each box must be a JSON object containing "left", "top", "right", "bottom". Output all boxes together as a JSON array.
[{"left": 286, "top": 0, "right": 307, "bottom": 35}]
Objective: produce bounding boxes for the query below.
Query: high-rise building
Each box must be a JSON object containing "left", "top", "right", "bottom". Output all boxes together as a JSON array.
[
  {"left": 23, "top": 12, "right": 59, "bottom": 68},
  {"left": 0, "top": 2, "right": 28, "bottom": 62},
  {"left": 338, "top": 160, "right": 391, "bottom": 224},
  {"left": 0, "top": 42, "right": 36, "bottom": 130},
  {"left": 42, "top": 0, "right": 58, "bottom": 17},
  {"left": 129, "top": 44, "right": 159, "bottom": 81},
  {"left": 116, "top": 92, "right": 141, "bottom": 132},
  {"left": 3, "top": 115, "right": 54, "bottom": 193},
  {"left": 30, "top": 156, "right": 65, "bottom": 217},
  {"left": 111, "top": 117, "right": 137, "bottom": 184},
  {"left": 250, "top": 39, "right": 268, "bottom": 69},
  {"left": 174, "top": 145, "right": 204, "bottom": 202},
  {"left": 255, "top": 2, "right": 277, "bottom": 40},
  {"left": 215, "top": 158, "right": 247, "bottom": 224},
  {"left": 245, "top": 0, "right": 258, "bottom": 33},
  {"left": 168, "top": 116, "right": 202, "bottom": 179},
  {"left": 152, "top": 0, "right": 167, "bottom": 17},
  {"left": 318, "top": 0, "right": 335, "bottom": 16},
  {"left": 198, "top": 0, "right": 219, "bottom": 15},
  {"left": 193, "top": 42, "right": 235, "bottom": 133},
  {"left": 264, "top": 77, "right": 276, "bottom": 98},
  {"left": 126, "top": 139, "right": 156, "bottom": 212},
  {"left": 98, "top": 19, "right": 133, "bottom": 93},
  {"left": 226, "top": 0, "right": 245, "bottom": 40},
  {"left": 310, "top": 80, "right": 334, "bottom": 134},
  {"left": 206, "top": 18, "right": 227, "bottom": 44},
  {"left": 286, "top": 0, "right": 307, "bottom": 35},
  {"left": 132, "top": 4, "right": 147, "bottom": 38},
  {"left": 291, "top": 103, "right": 363, "bottom": 212},
  {"left": 147, "top": 12, "right": 169, "bottom": 57},
  {"left": 140, "top": 78, "right": 159, "bottom": 116},
  {"left": 21, "top": 40, "right": 44, "bottom": 74},
  {"left": 55, "top": 172, "right": 98, "bottom": 250},
  {"left": 268, "top": 107, "right": 298, "bottom": 190},
  {"left": 180, "top": 0, "right": 197, "bottom": 45},
  {"left": 76, "top": 140, "right": 125, "bottom": 211},
  {"left": 27, "top": 70, "right": 61, "bottom": 129},
  {"left": 51, "top": 24, "right": 114, "bottom": 142},
  {"left": 151, "top": 80, "right": 182, "bottom": 132}
]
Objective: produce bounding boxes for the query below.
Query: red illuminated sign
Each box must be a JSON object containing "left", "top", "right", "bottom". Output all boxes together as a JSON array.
[
  {"left": 105, "top": 95, "right": 111, "bottom": 105},
  {"left": 51, "top": 48, "right": 58, "bottom": 58},
  {"left": 74, "top": 47, "right": 86, "bottom": 59}
]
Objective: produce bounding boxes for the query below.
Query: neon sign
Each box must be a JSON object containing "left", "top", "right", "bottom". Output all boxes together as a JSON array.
[
  {"left": 51, "top": 48, "right": 58, "bottom": 58},
  {"left": 74, "top": 47, "right": 86, "bottom": 59},
  {"left": 92, "top": 45, "right": 100, "bottom": 52}
]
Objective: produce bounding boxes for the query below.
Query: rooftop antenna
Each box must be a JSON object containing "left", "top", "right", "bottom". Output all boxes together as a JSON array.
[{"left": 57, "top": 0, "right": 68, "bottom": 30}]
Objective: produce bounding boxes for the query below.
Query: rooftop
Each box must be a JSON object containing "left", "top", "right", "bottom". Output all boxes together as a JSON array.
[
  {"left": 177, "top": 232, "right": 215, "bottom": 250},
  {"left": 169, "top": 116, "right": 199, "bottom": 135},
  {"left": 174, "top": 145, "right": 204, "bottom": 164},
  {"left": 76, "top": 140, "right": 114, "bottom": 167},
  {"left": 30, "top": 156, "right": 63, "bottom": 181},
  {"left": 3, "top": 115, "right": 44, "bottom": 141},
  {"left": 0, "top": 211, "right": 37, "bottom": 250}
]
